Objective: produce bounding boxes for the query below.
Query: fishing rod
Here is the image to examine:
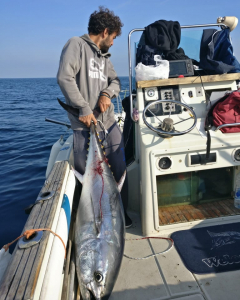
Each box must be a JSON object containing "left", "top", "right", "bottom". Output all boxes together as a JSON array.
[{"left": 45, "top": 118, "right": 71, "bottom": 129}]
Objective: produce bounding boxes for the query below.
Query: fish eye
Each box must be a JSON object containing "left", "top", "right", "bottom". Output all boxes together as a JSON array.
[{"left": 94, "top": 271, "right": 103, "bottom": 283}]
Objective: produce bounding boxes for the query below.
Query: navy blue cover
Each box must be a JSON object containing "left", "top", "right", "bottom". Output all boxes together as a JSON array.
[
  {"left": 199, "top": 28, "right": 240, "bottom": 74},
  {"left": 171, "top": 222, "right": 240, "bottom": 274}
]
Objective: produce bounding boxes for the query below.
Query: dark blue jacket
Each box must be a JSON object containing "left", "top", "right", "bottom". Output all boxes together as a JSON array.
[{"left": 199, "top": 28, "right": 240, "bottom": 74}]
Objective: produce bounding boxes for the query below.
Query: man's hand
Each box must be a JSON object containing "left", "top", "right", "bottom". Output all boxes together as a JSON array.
[
  {"left": 79, "top": 113, "right": 97, "bottom": 127},
  {"left": 98, "top": 94, "right": 111, "bottom": 113}
]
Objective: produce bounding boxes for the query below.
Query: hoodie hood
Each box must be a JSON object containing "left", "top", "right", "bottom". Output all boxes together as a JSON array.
[{"left": 80, "top": 34, "right": 111, "bottom": 58}]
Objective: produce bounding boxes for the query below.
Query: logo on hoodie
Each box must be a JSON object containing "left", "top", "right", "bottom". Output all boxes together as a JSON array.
[{"left": 89, "top": 58, "right": 107, "bottom": 81}]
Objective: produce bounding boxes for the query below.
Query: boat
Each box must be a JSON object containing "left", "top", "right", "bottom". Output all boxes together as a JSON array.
[{"left": 1, "top": 15, "right": 240, "bottom": 300}]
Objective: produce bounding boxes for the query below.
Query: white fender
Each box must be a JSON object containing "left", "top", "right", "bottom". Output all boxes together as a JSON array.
[{"left": 46, "top": 137, "right": 64, "bottom": 178}]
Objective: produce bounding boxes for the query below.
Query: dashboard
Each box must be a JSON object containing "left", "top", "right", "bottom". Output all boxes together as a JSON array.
[{"left": 144, "top": 85, "right": 182, "bottom": 117}]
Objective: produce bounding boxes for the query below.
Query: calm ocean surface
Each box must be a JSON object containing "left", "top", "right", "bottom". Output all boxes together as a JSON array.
[{"left": 0, "top": 77, "right": 129, "bottom": 252}]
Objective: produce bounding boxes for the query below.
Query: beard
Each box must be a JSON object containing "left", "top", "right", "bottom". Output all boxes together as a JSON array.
[{"left": 99, "top": 39, "right": 110, "bottom": 53}]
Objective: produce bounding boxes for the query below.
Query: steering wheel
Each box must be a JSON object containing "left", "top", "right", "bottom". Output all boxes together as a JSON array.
[{"left": 143, "top": 99, "right": 197, "bottom": 137}]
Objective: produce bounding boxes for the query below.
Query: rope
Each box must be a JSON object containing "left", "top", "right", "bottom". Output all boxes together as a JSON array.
[
  {"left": 2, "top": 228, "right": 66, "bottom": 258},
  {"left": 124, "top": 236, "right": 174, "bottom": 260}
]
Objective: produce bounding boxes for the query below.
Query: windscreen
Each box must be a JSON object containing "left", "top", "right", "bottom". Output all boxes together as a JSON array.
[{"left": 179, "top": 29, "right": 203, "bottom": 62}]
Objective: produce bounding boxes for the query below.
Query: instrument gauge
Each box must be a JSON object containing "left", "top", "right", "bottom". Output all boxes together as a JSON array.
[
  {"left": 147, "top": 89, "right": 155, "bottom": 97},
  {"left": 156, "top": 156, "right": 173, "bottom": 171},
  {"left": 234, "top": 149, "right": 240, "bottom": 161}
]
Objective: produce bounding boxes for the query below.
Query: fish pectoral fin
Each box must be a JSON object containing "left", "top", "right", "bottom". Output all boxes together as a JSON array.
[
  {"left": 117, "top": 170, "right": 126, "bottom": 192},
  {"left": 71, "top": 166, "right": 84, "bottom": 184},
  {"left": 90, "top": 195, "right": 101, "bottom": 235}
]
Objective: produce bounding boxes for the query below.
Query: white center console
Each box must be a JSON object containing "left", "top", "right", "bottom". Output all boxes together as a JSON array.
[{"left": 131, "top": 74, "right": 240, "bottom": 235}]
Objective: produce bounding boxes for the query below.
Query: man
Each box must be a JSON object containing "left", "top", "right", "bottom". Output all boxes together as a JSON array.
[{"left": 57, "top": 7, "right": 132, "bottom": 228}]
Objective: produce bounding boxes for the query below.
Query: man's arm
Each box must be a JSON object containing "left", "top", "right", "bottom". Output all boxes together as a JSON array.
[
  {"left": 57, "top": 37, "right": 93, "bottom": 118},
  {"left": 98, "top": 59, "right": 121, "bottom": 112},
  {"left": 102, "top": 59, "right": 121, "bottom": 99}
]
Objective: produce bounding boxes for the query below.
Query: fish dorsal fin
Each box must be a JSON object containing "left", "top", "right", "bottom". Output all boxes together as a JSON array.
[
  {"left": 71, "top": 166, "right": 84, "bottom": 184},
  {"left": 117, "top": 170, "right": 126, "bottom": 192}
]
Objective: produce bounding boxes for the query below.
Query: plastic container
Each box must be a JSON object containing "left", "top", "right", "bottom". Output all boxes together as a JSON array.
[{"left": 234, "top": 171, "right": 240, "bottom": 208}]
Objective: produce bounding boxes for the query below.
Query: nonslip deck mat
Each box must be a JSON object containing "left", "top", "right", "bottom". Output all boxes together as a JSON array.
[{"left": 171, "top": 222, "right": 240, "bottom": 274}]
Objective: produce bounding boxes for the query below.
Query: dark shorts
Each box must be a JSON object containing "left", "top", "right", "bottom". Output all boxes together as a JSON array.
[{"left": 73, "top": 122, "right": 128, "bottom": 211}]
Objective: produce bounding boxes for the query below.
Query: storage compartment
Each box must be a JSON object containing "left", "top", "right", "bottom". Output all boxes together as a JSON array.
[{"left": 156, "top": 167, "right": 233, "bottom": 207}]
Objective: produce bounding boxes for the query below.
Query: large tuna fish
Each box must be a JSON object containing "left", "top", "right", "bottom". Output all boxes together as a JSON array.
[{"left": 72, "top": 123, "right": 125, "bottom": 300}]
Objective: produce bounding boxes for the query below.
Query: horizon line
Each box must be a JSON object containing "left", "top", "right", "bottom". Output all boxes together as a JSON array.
[{"left": 0, "top": 75, "right": 129, "bottom": 79}]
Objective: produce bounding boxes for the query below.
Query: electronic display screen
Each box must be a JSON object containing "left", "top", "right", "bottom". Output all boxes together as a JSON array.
[{"left": 170, "top": 61, "right": 187, "bottom": 76}]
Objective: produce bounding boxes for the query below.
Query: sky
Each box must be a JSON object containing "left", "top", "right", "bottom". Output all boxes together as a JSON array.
[{"left": 0, "top": 0, "right": 240, "bottom": 78}]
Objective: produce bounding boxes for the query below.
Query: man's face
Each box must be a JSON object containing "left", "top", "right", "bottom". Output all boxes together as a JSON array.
[{"left": 99, "top": 32, "right": 117, "bottom": 53}]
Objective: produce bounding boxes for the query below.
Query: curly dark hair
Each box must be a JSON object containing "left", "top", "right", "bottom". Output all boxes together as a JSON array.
[{"left": 88, "top": 6, "right": 123, "bottom": 36}]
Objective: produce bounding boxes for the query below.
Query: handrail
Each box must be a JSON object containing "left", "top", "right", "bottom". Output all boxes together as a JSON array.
[
  {"left": 128, "top": 23, "right": 228, "bottom": 122},
  {"left": 215, "top": 123, "right": 240, "bottom": 131}
]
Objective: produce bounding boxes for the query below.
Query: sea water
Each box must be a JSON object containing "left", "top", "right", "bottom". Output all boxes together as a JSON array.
[{"left": 0, "top": 77, "right": 129, "bottom": 252}]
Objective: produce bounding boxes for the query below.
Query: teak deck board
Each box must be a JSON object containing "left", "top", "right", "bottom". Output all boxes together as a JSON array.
[
  {"left": 225, "top": 199, "right": 240, "bottom": 214},
  {"left": 171, "top": 206, "right": 188, "bottom": 222},
  {"left": 12, "top": 163, "right": 63, "bottom": 300},
  {"left": 165, "top": 206, "right": 182, "bottom": 223},
  {"left": 137, "top": 73, "right": 240, "bottom": 88},
  {"left": 0, "top": 161, "right": 69, "bottom": 300},
  {"left": 158, "top": 199, "right": 240, "bottom": 225},
  {"left": 25, "top": 161, "right": 68, "bottom": 300}
]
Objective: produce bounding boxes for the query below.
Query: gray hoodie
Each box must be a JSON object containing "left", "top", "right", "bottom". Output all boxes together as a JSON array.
[{"left": 57, "top": 34, "right": 121, "bottom": 130}]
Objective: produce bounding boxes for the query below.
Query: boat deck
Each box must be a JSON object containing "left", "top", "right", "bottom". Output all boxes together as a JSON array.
[
  {"left": 158, "top": 199, "right": 240, "bottom": 225},
  {"left": 110, "top": 211, "right": 240, "bottom": 300}
]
